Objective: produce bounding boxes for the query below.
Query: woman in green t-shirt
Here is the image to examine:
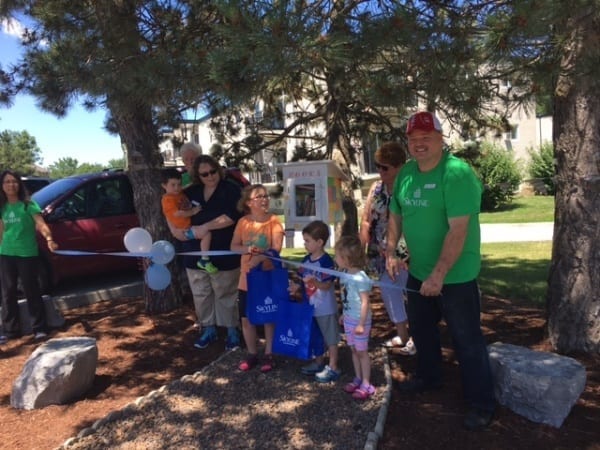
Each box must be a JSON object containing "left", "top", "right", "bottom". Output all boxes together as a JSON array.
[{"left": 0, "top": 170, "right": 58, "bottom": 343}]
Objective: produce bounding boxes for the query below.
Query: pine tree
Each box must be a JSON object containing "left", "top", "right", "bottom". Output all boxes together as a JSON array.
[
  {"left": 206, "top": 0, "right": 599, "bottom": 352},
  {"left": 0, "top": 1, "right": 222, "bottom": 312}
]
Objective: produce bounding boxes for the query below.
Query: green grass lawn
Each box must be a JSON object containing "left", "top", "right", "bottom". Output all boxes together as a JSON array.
[
  {"left": 479, "top": 241, "right": 551, "bottom": 306},
  {"left": 283, "top": 241, "right": 551, "bottom": 307},
  {"left": 480, "top": 195, "right": 554, "bottom": 224}
]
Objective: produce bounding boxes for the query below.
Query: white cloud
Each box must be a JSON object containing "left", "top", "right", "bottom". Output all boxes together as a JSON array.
[{"left": 1, "top": 18, "right": 25, "bottom": 39}]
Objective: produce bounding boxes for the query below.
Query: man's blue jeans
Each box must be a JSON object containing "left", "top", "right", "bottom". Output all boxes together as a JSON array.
[{"left": 406, "top": 274, "right": 495, "bottom": 412}]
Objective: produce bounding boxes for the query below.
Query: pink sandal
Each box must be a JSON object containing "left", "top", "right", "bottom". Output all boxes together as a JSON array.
[
  {"left": 238, "top": 354, "right": 258, "bottom": 372},
  {"left": 344, "top": 377, "right": 362, "bottom": 393},
  {"left": 260, "top": 354, "right": 275, "bottom": 373},
  {"left": 352, "top": 383, "right": 376, "bottom": 400}
]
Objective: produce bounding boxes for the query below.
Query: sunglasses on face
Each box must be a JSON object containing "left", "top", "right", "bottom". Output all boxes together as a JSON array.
[
  {"left": 199, "top": 168, "right": 218, "bottom": 178},
  {"left": 375, "top": 163, "right": 392, "bottom": 172}
]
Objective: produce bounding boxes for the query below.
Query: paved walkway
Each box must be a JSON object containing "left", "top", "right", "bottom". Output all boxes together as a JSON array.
[
  {"left": 286, "top": 222, "right": 554, "bottom": 247},
  {"left": 481, "top": 222, "right": 553, "bottom": 243}
]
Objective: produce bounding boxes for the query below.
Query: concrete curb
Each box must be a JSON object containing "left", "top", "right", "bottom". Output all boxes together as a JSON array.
[{"left": 53, "top": 280, "right": 144, "bottom": 311}]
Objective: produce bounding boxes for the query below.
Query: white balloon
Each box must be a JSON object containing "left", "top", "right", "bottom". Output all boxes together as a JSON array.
[
  {"left": 123, "top": 227, "right": 153, "bottom": 253},
  {"left": 150, "top": 240, "right": 175, "bottom": 265},
  {"left": 145, "top": 264, "right": 171, "bottom": 290}
]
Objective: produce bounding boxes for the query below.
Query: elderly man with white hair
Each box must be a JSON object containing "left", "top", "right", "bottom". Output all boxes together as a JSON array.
[{"left": 179, "top": 142, "right": 201, "bottom": 188}]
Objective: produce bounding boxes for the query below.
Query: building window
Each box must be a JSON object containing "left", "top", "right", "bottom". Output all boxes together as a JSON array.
[
  {"left": 362, "top": 133, "right": 382, "bottom": 173},
  {"left": 505, "top": 125, "right": 519, "bottom": 141}
]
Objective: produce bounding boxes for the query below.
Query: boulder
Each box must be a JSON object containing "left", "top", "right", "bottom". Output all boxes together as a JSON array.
[
  {"left": 11, "top": 337, "right": 98, "bottom": 410},
  {"left": 488, "top": 342, "right": 586, "bottom": 427}
]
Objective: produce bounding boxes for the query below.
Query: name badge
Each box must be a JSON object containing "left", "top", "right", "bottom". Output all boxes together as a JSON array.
[{"left": 424, "top": 183, "right": 436, "bottom": 189}]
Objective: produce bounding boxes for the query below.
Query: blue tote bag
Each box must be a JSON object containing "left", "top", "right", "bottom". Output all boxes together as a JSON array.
[
  {"left": 246, "top": 250, "right": 289, "bottom": 325},
  {"left": 273, "top": 299, "right": 325, "bottom": 360}
]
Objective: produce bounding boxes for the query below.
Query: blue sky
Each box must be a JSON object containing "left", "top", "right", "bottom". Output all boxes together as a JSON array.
[{"left": 0, "top": 19, "right": 124, "bottom": 167}]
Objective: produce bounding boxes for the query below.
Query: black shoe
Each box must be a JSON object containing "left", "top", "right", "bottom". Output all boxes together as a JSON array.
[
  {"left": 397, "top": 377, "right": 442, "bottom": 394},
  {"left": 463, "top": 408, "right": 494, "bottom": 431}
]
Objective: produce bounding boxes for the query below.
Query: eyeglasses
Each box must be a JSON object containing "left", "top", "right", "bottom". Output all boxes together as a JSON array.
[
  {"left": 375, "top": 163, "right": 392, "bottom": 172},
  {"left": 199, "top": 169, "right": 218, "bottom": 178},
  {"left": 251, "top": 194, "right": 270, "bottom": 201}
]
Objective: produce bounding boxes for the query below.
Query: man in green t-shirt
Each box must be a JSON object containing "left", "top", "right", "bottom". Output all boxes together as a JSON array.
[{"left": 386, "top": 111, "right": 495, "bottom": 430}]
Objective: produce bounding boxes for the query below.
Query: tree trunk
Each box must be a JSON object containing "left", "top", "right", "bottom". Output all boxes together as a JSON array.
[
  {"left": 113, "top": 103, "right": 184, "bottom": 314},
  {"left": 547, "top": 11, "right": 600, "bottom": 353}
]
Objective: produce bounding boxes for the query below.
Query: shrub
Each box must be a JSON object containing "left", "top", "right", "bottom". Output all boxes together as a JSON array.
[
  {"left": 452, "top": 141, "right": 522, "bottom": 211},
  {"left": 527, "top": 143, "right": 555, "bottom": 195}
]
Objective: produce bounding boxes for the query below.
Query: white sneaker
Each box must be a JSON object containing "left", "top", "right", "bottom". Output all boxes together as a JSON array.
[
  {"left": 397, "top": 338, "right": 417, "bottom": 356},
  {"left": 382, "top": 336, "right": 404, "bottom": 348},
  {"left": 34, "top": 331, "right": 48, "bottom": 340}
]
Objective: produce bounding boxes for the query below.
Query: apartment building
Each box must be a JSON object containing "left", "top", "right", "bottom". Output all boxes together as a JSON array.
[{"left": 159, "top": 101, "right": 552, "bottom": 185}]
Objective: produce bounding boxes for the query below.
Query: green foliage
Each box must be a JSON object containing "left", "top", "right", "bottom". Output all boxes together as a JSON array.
[
  {"left": 527, "top": 143, "right": 555, "bottom": 195},
  {"left": 48, "top": 157, "right": 79, "bottom": 179},
  {"left": 453, "top": 141, "right": 522, "bottom": 211},
  {"left": 78, "top": 162, "right": 105, "bottom": 174},
  {"left": 0, "top": 130, "right": 42, "bottom": 174},
  {"left": 48, "top": 157, "right": 104, "bottom": 178},
  {"left": 107, "top": 158, "right": 126, "bottom": 169}
]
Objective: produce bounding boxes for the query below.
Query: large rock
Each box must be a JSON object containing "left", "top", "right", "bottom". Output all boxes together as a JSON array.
[
  {"left": 11, "top": 337, "right": 98, "bottom": 410},
  {"left": 488, "top": 342, "right": 586, "bottom": 427}
]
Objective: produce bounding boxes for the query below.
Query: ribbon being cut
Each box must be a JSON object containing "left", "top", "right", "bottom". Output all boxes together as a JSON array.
[{"left": 54, "top": 228, "right": 410, "bottom": 363}]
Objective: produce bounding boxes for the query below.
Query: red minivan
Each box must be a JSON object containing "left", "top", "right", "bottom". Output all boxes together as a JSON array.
[
  {"left": 31, "top": 168, "right": 249, "bottom": 293},
  {"left": 32, "top": 171, "right": 140, "bottom": 292}
]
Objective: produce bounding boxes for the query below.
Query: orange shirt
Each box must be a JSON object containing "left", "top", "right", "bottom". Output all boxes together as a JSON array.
[
  {"left": 232, "top": 214, "right": 284, "bottom": 291},
  {"left": 161, "top": 193, "right": 192, "bottom": 229}
]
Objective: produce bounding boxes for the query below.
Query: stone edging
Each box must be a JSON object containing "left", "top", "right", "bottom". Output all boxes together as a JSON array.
[{"left": 364, "top": 347, "right": 392, "bottom": 450}]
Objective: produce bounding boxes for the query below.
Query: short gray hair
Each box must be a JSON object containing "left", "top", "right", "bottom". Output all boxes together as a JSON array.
[{"left": 180, "top": 142, "right": 201, "bottom": 156}]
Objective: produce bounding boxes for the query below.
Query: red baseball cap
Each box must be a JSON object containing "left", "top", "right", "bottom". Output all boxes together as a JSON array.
[{"left": 406, "top": 111, "right": 442, "bottom": 135}]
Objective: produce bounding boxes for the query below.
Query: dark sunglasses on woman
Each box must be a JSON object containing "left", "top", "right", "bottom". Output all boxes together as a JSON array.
[
  {"left": 375, "top": 163, "right": 391, "bottom": 172},
  {"left": 199, "top": 169, "right": 218, "bottom": 178}
]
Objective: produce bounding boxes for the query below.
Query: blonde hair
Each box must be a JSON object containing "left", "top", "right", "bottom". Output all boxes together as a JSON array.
[
  {"left": 334, "top": 235, "right": 366, "bottom": 268},
  {"left": 237, "top": 184, "right": 267, "bottom": 214}
]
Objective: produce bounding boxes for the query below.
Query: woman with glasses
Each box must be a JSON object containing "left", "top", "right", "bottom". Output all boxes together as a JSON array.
[
  {"left": 230, "top": 184, "right": 284, "bottom": 373},
  {"left": 0, "top": 170, "right": 58, "bottom": 344},
  {"left": 173, "top": 154, "right": 243, "bottom": 352},
  {"left": 359, "top": 142, "right": 416, "bottom": 356}
]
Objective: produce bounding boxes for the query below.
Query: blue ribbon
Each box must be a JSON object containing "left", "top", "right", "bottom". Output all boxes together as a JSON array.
[{"left": 53, "top": 249, "right": 414, "bottom": 292}]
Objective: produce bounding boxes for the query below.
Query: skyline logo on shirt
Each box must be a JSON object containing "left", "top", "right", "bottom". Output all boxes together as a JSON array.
[
  {"left": 402, "top": 187, "right": 429, "bottom": 207},
  {"left": 4, "top": 211, "right": 21, "bottom": 225}
]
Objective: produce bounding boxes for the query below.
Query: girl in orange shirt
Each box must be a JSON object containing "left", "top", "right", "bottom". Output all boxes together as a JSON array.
[{"left": 230, "top": 184, "right": 284, "bottom": 373}]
